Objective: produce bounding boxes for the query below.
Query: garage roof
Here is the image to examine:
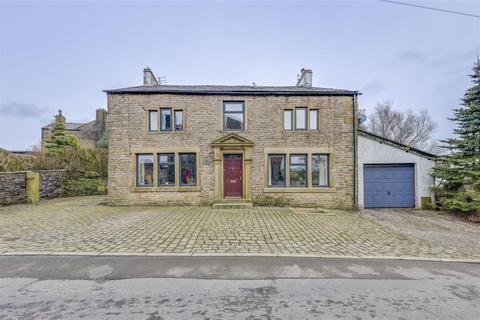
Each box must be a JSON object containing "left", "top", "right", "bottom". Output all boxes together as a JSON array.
[{"left": 358, "top": 129, "right": 438, "bottom": 159}]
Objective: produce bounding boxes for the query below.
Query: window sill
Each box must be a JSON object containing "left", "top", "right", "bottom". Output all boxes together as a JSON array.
[
  {"left": 131, "top": 186, "right": 201, "bottom": 192},
  {"left": 263, "top": 187, "right": 335, "bottom": 193},
  {"left": 147, "top": 131, "right": 185, "bottom": 134}
]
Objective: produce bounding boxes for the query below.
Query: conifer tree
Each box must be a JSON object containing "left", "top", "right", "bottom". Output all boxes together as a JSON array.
[
  {"left": 44, "top": 119, "right": 79, "bottom": 156},
  {"left": 433, "top": 59, "right": 480, "bottom": 212}
]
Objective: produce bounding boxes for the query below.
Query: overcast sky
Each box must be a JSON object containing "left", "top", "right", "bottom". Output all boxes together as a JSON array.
[{"left": 1, "top": 0, "right": 479, "bottom": 150}]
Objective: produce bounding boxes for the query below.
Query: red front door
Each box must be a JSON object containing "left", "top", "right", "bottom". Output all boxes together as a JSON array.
[{"left": 223, "top": 154, "right": 243, "bottom": 197}]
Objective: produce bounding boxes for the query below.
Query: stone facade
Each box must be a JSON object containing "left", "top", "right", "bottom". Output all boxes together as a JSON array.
[
  {"left": 0, "top": 172, "right": 27, "bottom": 205},
  {"left": 107, "top": 92, "right": 357, "bottom": 208}
]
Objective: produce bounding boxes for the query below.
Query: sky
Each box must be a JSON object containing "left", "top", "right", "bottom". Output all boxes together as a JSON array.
[{"left": 1, "top": 0, "right": 479, "bottom": 150}]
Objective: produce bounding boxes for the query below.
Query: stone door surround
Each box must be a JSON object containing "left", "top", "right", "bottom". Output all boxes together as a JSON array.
[{"left": 211, "top": 133, "right": 253, "bottom": 202}]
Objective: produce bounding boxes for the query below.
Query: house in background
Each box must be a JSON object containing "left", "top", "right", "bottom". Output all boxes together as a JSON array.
[
  {"left": 105, "top": 68, "right": 359, "bottom": 208},
  {"left": 41, "top": 109, "right": 107, "bottom": 151}
]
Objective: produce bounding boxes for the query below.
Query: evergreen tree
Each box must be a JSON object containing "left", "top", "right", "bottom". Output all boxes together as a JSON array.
[
  {"left": 433, "top": 59, "right": 480, "bottom": 212},
  {"left": 44, "top": 120, "right": 79, "bottom": 156}
]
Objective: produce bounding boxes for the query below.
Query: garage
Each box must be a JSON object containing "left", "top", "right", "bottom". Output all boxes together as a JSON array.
[
  {"left": 363, "top": 164, "right": 415, "bottom": 208},
  {"left": 358, "top": 129, "right": 437, "bottom": 209}
]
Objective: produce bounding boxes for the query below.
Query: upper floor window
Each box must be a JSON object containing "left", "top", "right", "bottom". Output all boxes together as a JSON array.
[
  {"left": 295, "top": 108, "right": 307, "bottom": 130},
  {"left": 160, "top": 108, "right": 172, "bottom": 131},
  {"left": 174, "top": 110, "right": 183, "bottom": 131},
  {"left": 149, "top": 110, "right": 158, "bottom": 131},
  {"left": 223, "top": 102, "right": 244, "bottom": 131},
  {"left": 284, "top": 107, "right": 319, "bottom": 131},
  {"left": 309, "top": 109, "right": 318, "bottom": 130},
  {"left": 284, "top": 110, "right": 292, "bottom": 131}
]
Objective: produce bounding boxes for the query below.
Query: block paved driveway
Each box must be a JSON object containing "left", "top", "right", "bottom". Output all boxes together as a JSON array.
[{"left": 0, "top": 196, "right": 478, "bottom": 260}]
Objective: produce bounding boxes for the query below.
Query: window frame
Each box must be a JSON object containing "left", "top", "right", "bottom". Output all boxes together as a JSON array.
[
  {"left": 160, "top": 108, "right": 173, "bottom": 131},
  {"left": 174, "top": 110, "right": 184, "bottom": 131},
  {"left": 223, "top": 101, "right": 245, "bottom": 132},
  {"left": 294, "top": 107, "right": 308, "bottom": 130},
  {"left": 158, "top": 153, "right": 176, "bottom": 187},
  {"left": 283, "top": 109, "right": 293, "bottom": 131},
  {"left": 289, "top": 154, "right": 308, "bottom": 187},
  {"left": 309, "top": 109, "right": 319, "bottom": 130},
  {"left": 311, "top": 154, "right": 329, "bottom": 187},
  {"left": 268, "top": 154, "right": 286, "bottom": 187},
  {"left": 136, "top": 153, "right": 154, "bottom": 187},
  {"left": 148, "top": 110, "right": 159, "bottom": 132},
  {"left": 179, "top": 153, "right": 198, "bottom": 186}
]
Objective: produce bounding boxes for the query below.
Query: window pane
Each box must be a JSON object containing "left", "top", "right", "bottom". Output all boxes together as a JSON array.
[
  {"left": 290, "top": 154, "right": 307, "bottom": 187},
  {"left": 224, "top": 113, "right": 244, "bottom": 130},
  {"left": 180, "top": 153, "right": 197, "bottom": 186},
  {"left": 161, "top": 108, "right": 172, "bottom": 131},
  {"left": 174, "top": 110, "right": 183, "bottom": 131},
  {"left": 158, "top": 153, "right": 175, "bottom": 186},
  {"left": 269, "top": 155, "right": 285, "bottom": 187},
  {"left": 312, "top": 154, "right": 329, "bottom": 187},
  {"left": 136, "top": 154, "right": 154, "bottom": 187},
  {"left": 295, "top": 108, "right": 307, "bottom": 130},
  {"left": 224, "top": 102, "right": 244, "bottom": 112},
  {"left": 284, "top": 110, "right": 292, "bottom": 130},
  {"left": 149, "top": 111, "right": 158, "bottom": 131},
  {"left": 309, "top": 109, "right": 318, "bottom": 130}
]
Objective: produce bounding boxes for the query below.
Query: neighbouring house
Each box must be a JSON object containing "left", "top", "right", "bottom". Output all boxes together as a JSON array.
[
  {"left": 41, "top": 109, "right": 107, "bottom": 151},
  {"left": 358, "top": 129, "right": 437, "bottom": 209},
  {"left": 105, "top": 68, "right": 359, "bottom": 208}
]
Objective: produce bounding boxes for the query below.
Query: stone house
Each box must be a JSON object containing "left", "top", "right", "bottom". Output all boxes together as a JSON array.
[
  {"left": 105, "top": 68, "right": 359, "bottom": 208},
  {"left": 41, "top": 109, "right": 107, "bottom": 150}
]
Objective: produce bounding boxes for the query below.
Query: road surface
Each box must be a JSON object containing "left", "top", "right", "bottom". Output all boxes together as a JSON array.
[{"left": 0, "top": 256, "right": 479, "bottom": 319}]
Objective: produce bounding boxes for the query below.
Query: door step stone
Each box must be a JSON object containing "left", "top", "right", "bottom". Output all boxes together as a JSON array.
[{"left": 212, "top": 201, "right": 253, "bottom": 209}]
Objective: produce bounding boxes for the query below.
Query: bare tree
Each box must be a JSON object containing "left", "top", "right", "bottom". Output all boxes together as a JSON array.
[{"left": 367, "top": 101, "right": 438, "bottom": 152}]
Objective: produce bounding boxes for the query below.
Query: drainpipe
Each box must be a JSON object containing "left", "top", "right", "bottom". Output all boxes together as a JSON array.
[{"left": 353, "top": 94, "right": 358, "bottom": 209}]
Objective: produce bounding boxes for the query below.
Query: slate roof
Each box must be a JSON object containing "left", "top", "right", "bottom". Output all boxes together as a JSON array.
[
  {"left": 104, "top": 84, "right": 359, "bottom": 96},
  {"left": 358, "top": 129, "right": 438, "bottom": 159},
  {"left": 42, "top": 122, "right": 86, "bottom": 130}
]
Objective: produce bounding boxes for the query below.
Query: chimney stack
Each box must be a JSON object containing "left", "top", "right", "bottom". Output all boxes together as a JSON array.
[
  {"left": 54, "top": 109, "right": 65, "bottom": 124},
  {"left": 296, "top": 68, "right": 313, "bottom": 87},
  {"left": 143, "top": 67, "right": 159, "bottom": 86},
  {"left": 96, "top": 108, "right": 107, "bottom": 125}
]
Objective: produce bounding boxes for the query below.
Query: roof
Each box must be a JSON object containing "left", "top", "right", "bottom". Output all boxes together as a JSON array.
[
  {"left": 104, "top": 84, "right": 359, "bottom": 96},
  {"left": 42, "top": 122, "right": 86, "bottom": 130},
  {"left": 358, "top": 129, "right": 438, "bottom": 159}
]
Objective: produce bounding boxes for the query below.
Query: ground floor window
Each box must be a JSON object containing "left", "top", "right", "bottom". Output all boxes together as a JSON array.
[
  {"left": 134, "top": 151, "right": 198, "bottom": 188},
  {"left": 312, "top": 154, "right": 329, "bottom": 187},
  {"left": 180, "top": 153, "right": 197, "bottom": 186},
  {"left": 290, "top": 154, "right": 307, "bottom": 187},
  {"left": 268, "top": 154, "right": 286, "bottom": 187},
  {"left": 267, "top": 152, "right": 331, "bottom": 188},
  {"left": 136, "top": 154, "right": 154, "bottom": 187},
  {"left": 158, "top": 153, "right": 175, "bottom": 186}
]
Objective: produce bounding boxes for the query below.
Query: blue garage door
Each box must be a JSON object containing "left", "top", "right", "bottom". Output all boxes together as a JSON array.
[{"left": 364, "top": 164, "right": 415, "bottom": 208}]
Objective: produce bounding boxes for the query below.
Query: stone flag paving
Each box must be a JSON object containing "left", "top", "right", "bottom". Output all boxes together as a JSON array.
[{"left": 0, "top": 196, "right": 478, "bottom": 260}]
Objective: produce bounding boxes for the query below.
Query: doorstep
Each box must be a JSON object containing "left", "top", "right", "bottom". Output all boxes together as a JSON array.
[{"left": 212, "top": 199, "right": 254, "bottom": 209}]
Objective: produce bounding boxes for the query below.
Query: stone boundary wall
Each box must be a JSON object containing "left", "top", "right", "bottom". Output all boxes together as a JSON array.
[
  {"left": 0, "top": 171, "right": 27, "bottom": 205},
  {"left": 0, "top": 170, "right": 65, "bottom": 205},
  {"left": 38, "top": 170, "right": 65, "bottom": 199}
]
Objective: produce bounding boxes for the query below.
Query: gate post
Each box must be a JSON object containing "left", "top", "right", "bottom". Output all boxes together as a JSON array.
[{"left": 26, "top": 171, "right": 40, "bottom": 204}]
